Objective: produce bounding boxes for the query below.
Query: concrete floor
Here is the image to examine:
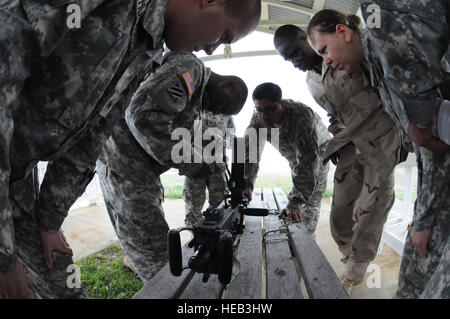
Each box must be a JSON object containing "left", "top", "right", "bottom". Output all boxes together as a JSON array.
[{"left": 62, "top": 197, "right": 402, "bottom": 299}]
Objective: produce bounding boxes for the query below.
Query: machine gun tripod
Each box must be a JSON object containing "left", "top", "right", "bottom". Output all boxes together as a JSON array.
[{"left": 167, "top": 137, "right": 268, "bottom": 284}]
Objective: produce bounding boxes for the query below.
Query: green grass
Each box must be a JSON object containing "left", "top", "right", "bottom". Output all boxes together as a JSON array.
[
  {"left": 160, "top": 171, "right": 413, "bottom": 202},
  {"left": 75, "top": 242, "right": 143, "bottom": 299},
  {"left": 161, "top": 171, "right": 334, "bottom": 200},
  {"left": 164, "top": 185, "right": 184, "bottom": 199}
]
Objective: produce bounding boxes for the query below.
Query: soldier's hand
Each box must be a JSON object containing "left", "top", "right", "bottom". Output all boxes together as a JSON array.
[
  {"left": 407, "top": 124, "right": 445, "bottom": 152},
  {"left": 40, "top": 229, "right": 73, "bottom": 269},
  {"left": 0, "top": 260, "right": 36, "bottom": 298},
  {"left": 243, "top": 190, "right": 252, "bottom": 202},
  {"left": 279, "top": 207, "right": 303, "bottom": 223},
  {"left": 412, "top": 229, "right": 432, "bottom": 260}
]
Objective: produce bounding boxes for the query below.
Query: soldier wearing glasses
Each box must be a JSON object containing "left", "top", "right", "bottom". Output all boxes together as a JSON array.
[{"left": 244, "top": 82, "right": 330, "bottom": 233}]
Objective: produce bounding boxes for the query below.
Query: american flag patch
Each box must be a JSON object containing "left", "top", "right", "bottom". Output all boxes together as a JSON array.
[{"left": 182, "top": 71, "right": 195, "bottom": 96}]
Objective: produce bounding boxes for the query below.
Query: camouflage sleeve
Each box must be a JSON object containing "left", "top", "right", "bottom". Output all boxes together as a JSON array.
[
  {"left": 244, "top": 114, "right": 265, "bottom": 193},
  {"left": 360, "top": 0, "right": 448, "bottom": 128},
  {"left": 36, "top": 81, "right": 131, "bottom": 232},
  {"left": 126, "top": 53, "right": 207, "bottom": 177},
  {"left": 287, "top": 115, "right": 322, "bottom": 209},
  {"left": 37, "top": 132, "right": 100, "bottom": 232},
  {"left": 0, "top": 13, "right": 37, "bottom": 271},
  {"left": 37, "top": 160, "right": 96, "bottom": 232}
]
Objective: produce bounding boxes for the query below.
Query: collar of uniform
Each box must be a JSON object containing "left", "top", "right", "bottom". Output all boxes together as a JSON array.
[
  {"left": 278, "top": 99, "right": 293, "bottom": 129},
  {"left": 141, "top": 0, "right": 168, "bottom": 57},
  {"left": 321, "top": 61, "right": 331, "bottom": 82},
  {"left": 199, "top": 67, "right": 212, "bottom": 112}
]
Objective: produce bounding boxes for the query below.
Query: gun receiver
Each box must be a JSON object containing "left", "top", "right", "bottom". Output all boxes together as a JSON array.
[{"left": 167, "top": 137, "right": 268, "bottom": 284}]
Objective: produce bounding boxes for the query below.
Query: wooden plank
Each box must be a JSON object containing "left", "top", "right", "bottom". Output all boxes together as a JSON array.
[
  {"left": 222, "top": 216, "right": 263, "bottom": 299},
  {"left": 248, "top": 188, "right": 263, "bottom": 209},
  {"left": 133, "top": 244, "right": 195, "bottom": 299},
  {"left": 264, "top": 214, "right": 304, "bottom": 299},
  {"left": 179, "top": 273, "right": 225, "bottom": 299},
  {"left": 264, "top": 188, "right": 303, "bottom": 299},
  {"left": 263, "top": 188, "right": 278, "bottom": 211},
  {"left": 272, "top": 187, "right": 289, "bottom": 210},
  {"left": 287, "top": 222, "right": 348, "bottom": 299}
]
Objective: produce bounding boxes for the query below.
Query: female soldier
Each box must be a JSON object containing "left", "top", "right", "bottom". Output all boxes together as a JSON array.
[{"left": 306, "top": 9, "right": 450, "bottom": 299}]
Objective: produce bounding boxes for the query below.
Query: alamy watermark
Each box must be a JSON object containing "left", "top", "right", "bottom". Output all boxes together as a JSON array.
[
  {"left": 365, "top": 4, "right": 381, "bottom": 29},
  {"left": 66, "top": 4, "right": 81, "bottom": 29},
  {"left": 66, "top": 264, "right": 81, "bottom": 289},
  {"left": 366, "top": 264, "right": 381, "bottom": 289},
  {"left": 170, "top": 120, "right": 280, "bottom": 164}
]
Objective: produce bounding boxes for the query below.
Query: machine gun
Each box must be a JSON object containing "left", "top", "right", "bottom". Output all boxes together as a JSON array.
[{"left": 167, "top": 137, "right": 268, "bottom": 284}]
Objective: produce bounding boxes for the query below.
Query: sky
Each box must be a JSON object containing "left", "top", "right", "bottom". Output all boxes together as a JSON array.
[{"left": 193, "top": 31, "right": 330, "bottom": 176}]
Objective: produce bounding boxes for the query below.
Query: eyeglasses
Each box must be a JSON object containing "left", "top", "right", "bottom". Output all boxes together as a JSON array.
[{"left": 254, "top": 105, "right": 278, "bottom": 115}]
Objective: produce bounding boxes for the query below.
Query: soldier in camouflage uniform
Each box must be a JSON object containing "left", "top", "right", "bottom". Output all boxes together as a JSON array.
[
  {"left": 274, "top": 24, "right": 405, "bottom": 293},
  {"left": 244, "top": 82, "right": 330, "bottom": 233},
  {"left": 183, "top": 113, "right": 235, "bottom": 226},
  {"left": 0, "top": 0, "right": 261, "bottom": 298},
  {"left": 307, "top": 6, "right": 450, "bottom": 298},
  {"left": 97, "top": 51, "right": 248, "bottom": 283}
]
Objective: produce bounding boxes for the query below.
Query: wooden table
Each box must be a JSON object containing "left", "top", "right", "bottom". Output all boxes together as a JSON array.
[{"left": 133, "top": 188, "right": 348, "bottom": 299}]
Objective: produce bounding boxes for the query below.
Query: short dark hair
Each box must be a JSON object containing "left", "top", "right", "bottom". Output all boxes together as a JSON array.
[
  {"left": 207, "top": 73, "right": 248, "bottom": 115},
  {"left": 274, "top": 24, "right": 306, "bottom": 48},
  {"left": 227, "top": 76, "right": 248, "bottom": 115},
  {"left": 252, "top": 82, "right": 282, "bottom": 103},
  {"left": 225, "top": 0, "right": 261, "bottom": 23},
  {"left": 307, "top": 9, "right": 362, "bottom": 36}
]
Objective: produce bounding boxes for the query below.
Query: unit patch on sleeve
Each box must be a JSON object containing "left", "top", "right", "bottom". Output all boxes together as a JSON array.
[{"left": 182, "top": 70, "right": 196, "bottom": 96}]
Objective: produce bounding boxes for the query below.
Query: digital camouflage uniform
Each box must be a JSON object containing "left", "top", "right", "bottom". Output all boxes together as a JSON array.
[
  {"left": 244, "top": 100, "right": 331, "bottom": 233},
  {"left": 420, "top": 233, "right": 450, "bottom": 299},
  {"left": 97, "top": 52, "right": 211, "bottom": 283},
  {"left": 306, "top": 62, "right": 403, "bottom": 283},
  {"left": 0, "top": 0, "right": 167, "bottom": 298},
  {"left": 183, "top": 113, "right": 235, "bottom": 226},
  {"left": 359, "top": 0, "right": 450, "bottom": 298}
]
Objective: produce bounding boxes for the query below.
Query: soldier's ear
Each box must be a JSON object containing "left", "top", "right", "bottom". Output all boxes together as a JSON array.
[{"left": 336, "top": 24, "right": 352, "bottom": 42}]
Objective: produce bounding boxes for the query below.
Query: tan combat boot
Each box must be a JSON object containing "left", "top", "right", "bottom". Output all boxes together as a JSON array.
[{"left": 340, "top": 258, "right": 369, "bottom": 296}]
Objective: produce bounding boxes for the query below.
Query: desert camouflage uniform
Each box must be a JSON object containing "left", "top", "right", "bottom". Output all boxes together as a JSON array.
[
  {"left": 244, "top": 100, "right": 331, "bottom": 233},
  {"left": 183, "top": 113, "right": 235, "bottom": 226},
  {"left": 97, "top": 52, "right": 211, "bottom": 283},
  {"left": 359, "top": 0, "right": 450, "bottom": 298},
  {"left": 0, "top": 0, "right": 167, "bottom": 298},
  {"left": 306, "top": 63, "right": 403, "bottom": 282}
]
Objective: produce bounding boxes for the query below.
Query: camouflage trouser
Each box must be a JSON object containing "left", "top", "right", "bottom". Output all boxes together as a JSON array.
[
  {"left": 299, "top": 161, "right": 329, "bottom": 233},
  {"left": 182, "top": 169, "right": 227, "bottom": 226},
  {"left": 9, "top": 170, "right": 87, "bottom": 298},
  {"left": 330, "top": 143, "right": 395, "bottom": 280},
  {"left": 395, "top": 146, "right": 450, "bottom": 298},
  {"left": 420, "top": 234, "right": 450, "bottom": 299},
  {"left": 97, "top": 161, "right": 168, "bottom": 283}
]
